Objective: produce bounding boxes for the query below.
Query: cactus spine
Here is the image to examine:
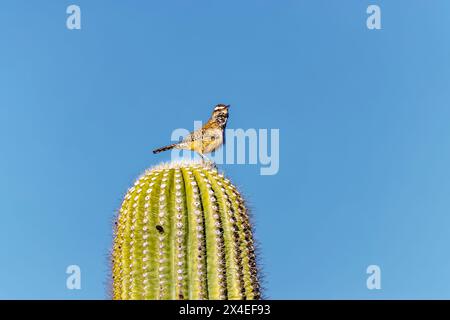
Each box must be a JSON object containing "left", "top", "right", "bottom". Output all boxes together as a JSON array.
[{"left": 112, "top": 161, "right": 260, "bottom": 300}]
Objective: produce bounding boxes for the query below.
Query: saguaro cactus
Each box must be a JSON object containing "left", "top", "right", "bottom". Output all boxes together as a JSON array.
[{"left": 112, "top": 161, "right": 260, "bottom": 300}]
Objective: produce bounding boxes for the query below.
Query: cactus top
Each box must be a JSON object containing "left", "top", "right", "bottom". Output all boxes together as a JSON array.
[{"left": 112, "top": 161, "right": 260, "bottom": 300}]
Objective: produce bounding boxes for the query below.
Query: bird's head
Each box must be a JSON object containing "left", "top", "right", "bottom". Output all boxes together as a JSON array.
[{"left": 211, "top": 104, "right": 230, "bottom": 127}]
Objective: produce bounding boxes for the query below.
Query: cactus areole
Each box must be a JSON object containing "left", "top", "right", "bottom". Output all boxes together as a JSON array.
[{"left": 112, "top": 161, "right": 260, "bottom": 300}]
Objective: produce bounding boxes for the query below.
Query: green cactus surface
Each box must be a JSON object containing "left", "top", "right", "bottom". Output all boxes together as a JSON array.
[{"left": 112, "top": 161, "right": 260, "bottom": 300}]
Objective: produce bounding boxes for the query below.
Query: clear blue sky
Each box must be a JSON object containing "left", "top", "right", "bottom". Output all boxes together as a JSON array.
[{"left": 1, "top": 1, "right": 450, "bottom": 299}]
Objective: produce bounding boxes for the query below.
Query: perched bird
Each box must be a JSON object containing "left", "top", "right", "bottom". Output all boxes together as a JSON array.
[{"left": 153, "top": 104, "right": 230, "bottom": 162}]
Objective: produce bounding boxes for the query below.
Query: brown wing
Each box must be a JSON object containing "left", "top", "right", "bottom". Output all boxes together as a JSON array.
[{"left": 182, "top": 128, "right": 205, "bottom": 143}]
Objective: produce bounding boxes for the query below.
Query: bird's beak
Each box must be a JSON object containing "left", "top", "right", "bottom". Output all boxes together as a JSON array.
[{"left": 226, "top": 105, "right": 231, "bottom": 109}]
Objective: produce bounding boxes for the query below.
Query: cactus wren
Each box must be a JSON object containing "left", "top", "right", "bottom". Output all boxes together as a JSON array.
[{"left": 153, "top": 104, "right": 230, "bottom": 162}]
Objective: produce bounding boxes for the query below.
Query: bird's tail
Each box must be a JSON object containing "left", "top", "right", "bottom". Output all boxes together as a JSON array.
[{"left": 153, "top": 143, "right": 177, "bottom": 154}]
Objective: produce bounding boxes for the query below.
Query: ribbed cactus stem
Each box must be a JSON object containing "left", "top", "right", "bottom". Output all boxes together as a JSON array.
[{"left": 112, "top": 161, "right": 260, "bottom": 300}]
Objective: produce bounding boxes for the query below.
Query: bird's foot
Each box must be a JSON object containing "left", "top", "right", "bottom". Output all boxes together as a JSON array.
[
  {"left": 208, "top": 160, "right": 218, "bottom": 169},
  {"left": 199, "top": 154, "right": 217, "bottom": 169}
]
